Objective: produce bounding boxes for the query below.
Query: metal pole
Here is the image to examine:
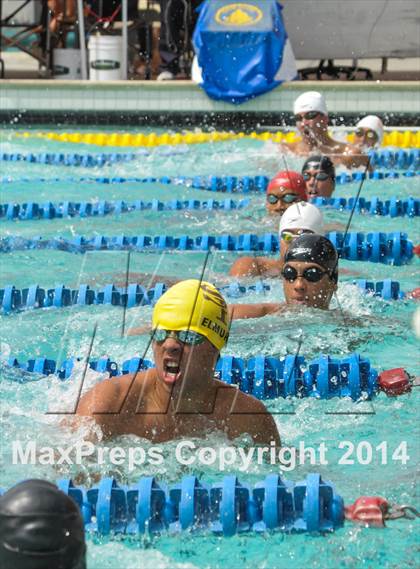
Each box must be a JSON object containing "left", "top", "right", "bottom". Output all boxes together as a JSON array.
[
  {"left": 122, "top": 0, "right": 128, "bottom": 79},
  {"left": 77, "top": 0, "right": 88, "bottom": 79}
]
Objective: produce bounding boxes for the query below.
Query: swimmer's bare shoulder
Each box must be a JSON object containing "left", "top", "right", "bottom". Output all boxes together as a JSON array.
[
  {"left": 279, "top": 140, "right": 305, "bottom": 155},
  {"left": 229, "top": 256, "right": 281, "bottom": 278},
  {"left": 229, "top": 302, "right": 285, "bottom": 320},
  {"left": 214, "top": 380, "right": 281, "bottom": 446},
  {"left": 76, "top": 369, "right": 156, "bottom": 422}
]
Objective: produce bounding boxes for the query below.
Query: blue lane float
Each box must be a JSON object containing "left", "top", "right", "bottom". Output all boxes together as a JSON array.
[
  {"left": 1, "top": 170, "right": 420, "bottom": 191},
  {"left": 0, "top": 279, "right": 406, "bottom": 314},
  {"left": 1, "top": 196, "right": 419, "bottom": 222},
  {"left": 0, "top": 152, "right": 142, "bottom": 167},
  {"left": 6, "top": 352, "right": 382, "bottom": 401},
  {"left": 311, "top": 196, "right": 419, "bottom": 217},
  {"left": 0, "top": 148, "right": 418, "bottom": 170},
  {"left": 0, "top": 231, "right": 413, "bottom": 264},
  {"left": 368, "top": 148, "right": 420, "bottom": 170},
  {"left": 0, "top": 198, "right": 250, "bottom": 221},
  {"left": 1, "top": 474, "right": 343, "bottom": 536}
]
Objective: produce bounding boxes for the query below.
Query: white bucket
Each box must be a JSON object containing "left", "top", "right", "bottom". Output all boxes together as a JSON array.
[
  {"left": 88, "top": 35, "right": 123, "bottom": 81},
  {"left": 52, "top": 49, "right": 81, "bottom": 80}
]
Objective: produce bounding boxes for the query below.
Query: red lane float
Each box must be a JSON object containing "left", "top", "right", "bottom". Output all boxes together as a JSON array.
[
  {"left": 378, "top": 368, "right": 412, "bottom": 396},
  {"left": 345, "top": 497, "right": 390, "bottom": 526}
]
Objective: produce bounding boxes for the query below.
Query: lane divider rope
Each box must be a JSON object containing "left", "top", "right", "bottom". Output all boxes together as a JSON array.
[
  {"left": 2, "top": 171, "right": 419, "bottom": 191},
  {"left": 0, "top": 279, "right": 406, "bottom": 314},
  {"left": 1, "top": 196, "right": 418, "bottom": 222},
  {"left": 5, "top": 352, "right": 412, "bottom": 400},
  {"left": 2, "top": 474, "right": 344, "bottom": 535},
  {"left": 17, "top": 129, "right": 420, "bottom": 148},
  {"left": 0, "top": 198, "right": 250, "bottom": 221},
  {"left": 1, "top": 150, "right": 419, "bottom": 170},
  {"left": 0, "top": 231, "right": 413, "bottom": 264}
]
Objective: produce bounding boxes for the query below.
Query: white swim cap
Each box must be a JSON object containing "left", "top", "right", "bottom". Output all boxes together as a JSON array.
[
  {"left": 293, "top": 91, "right": 327, "bottom": 116},
  {"left": 279, "top": 202, "right": 324, "bottom": 234},
  {"left": 356, "top": 115, "right": 384, "bottom": 144}
]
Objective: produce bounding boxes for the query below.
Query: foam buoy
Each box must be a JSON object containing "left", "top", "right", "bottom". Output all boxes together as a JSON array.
[
  {"left": 377, "top": 368, "right": 411, "bottom": 396},
  {"left": 345, "top": 496, "right": 389, "bottom": 526}
]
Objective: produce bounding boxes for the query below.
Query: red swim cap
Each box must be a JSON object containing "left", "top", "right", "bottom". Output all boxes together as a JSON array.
[{"left": 267, "top": 171, "right": 307, "bottom": 200}]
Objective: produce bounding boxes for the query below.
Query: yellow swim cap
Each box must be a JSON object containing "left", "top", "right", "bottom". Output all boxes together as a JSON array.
[{"left": 152, "top": 280, "right": 230, "bottom": 350}]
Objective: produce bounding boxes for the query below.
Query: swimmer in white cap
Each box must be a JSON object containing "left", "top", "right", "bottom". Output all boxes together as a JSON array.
[
  {"left": 354, "top": 115, "right": 384, "bottom": 149},
  {"left": 229, "top": 202, "right": 324, "bottom": 278},
  {"left": 281, "top": 91, "right": 370, "bottom": 169}
]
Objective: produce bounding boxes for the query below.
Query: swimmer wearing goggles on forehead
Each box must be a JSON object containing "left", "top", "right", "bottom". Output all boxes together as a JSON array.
[
  {"left": 229, "top": 234, "right": 338, "bottom": 319},
  {"left": 278, "top": 91, "right": 370, "bottom": 169},
  {"left": 229, "top": 202, "right": 324, "bottom": 278},
  {"left": 75, "top": 280, "right": 280, "bottom": 446}
]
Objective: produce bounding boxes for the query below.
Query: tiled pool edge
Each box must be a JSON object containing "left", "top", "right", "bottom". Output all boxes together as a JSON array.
[{"left": 1, "top": 80, "right": 419, "bottom": 126}]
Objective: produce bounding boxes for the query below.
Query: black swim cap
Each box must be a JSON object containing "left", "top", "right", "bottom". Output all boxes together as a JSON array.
[
  {"left": 302, "top": 155, "right": 336, "bottom": 180},
  {"left": 0, "top": 480, "right": 86, "bottom": 569},
  {"left": 284, "top": 234, "right": 339, "bottom": 282}
]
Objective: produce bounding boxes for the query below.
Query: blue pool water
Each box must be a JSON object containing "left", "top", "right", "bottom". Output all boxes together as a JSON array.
[{"left": 0, "top": 129, "right": 419, "bottom": 568}]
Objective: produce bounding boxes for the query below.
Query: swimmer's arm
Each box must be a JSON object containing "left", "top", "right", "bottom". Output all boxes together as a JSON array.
[
  {"left": 74, "top": 379, "right": 125, "bottom": 434},
  {"left": 229, "top": 256, "right": 261, "bottom": 277},
  {"left": 230, "top": 394, "right": 281, "bottom": 447},
  {"left": 59, "top": 380, "right": 123, "bottom": 438},
  {"left": 340, "top": 146, "right": 372, "bottom": 170},
  {"left": 228, "top": 302, "right": 281, "bottom": 320},
  {"left": 229, "top": 257, "right": 280, "bottom": 278},
  {"left": 126, "top": 324, "right": 151, "bottom": 336}
]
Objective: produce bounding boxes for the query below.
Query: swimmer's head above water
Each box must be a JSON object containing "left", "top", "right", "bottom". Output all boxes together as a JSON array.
[
  {"left": 354, "top": 115, "right": 384, "bottom": 149},
  {"left": 302, "top": 154, "right": 336, "bottom": 198},
  {"left": 282, "top": 233, "right": 338, "bottom": 309},
  {"left": 293, "top": 91, "right": 329, "bottom": 141},
  {"left": 266, "top": 170, "right": 307, "bottom": 215},
  {"left": 152, "top": 280, "right": 230, "bottom": 385},
  {"left": 0, "top": 479, "right": 86, "bottom": 569},
  {"left": 278, "top": 202, "right": 324, "bottom": 264}
]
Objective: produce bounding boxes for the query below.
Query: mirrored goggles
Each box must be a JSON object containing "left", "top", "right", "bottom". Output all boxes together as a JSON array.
[
  {"left": 153, "top": 329, "right": 205, "bottom": 345},
  {"left": 281, "top": 265, "right": 328, "bottom": 283},
  {"left": 302, "top": 171, "right": 331, "bottom": 182},
  {"left": 355, "top": 128, "right": 378, "bottom": 142},
  {"left": 281, "top": 230, "right": 313, "bottom": 243},
  {"left": 294, "top": 111, "right": 321, "bottom": 122},
  {"left": 267, "top": 193, "right": 299, "bottom": 205}
]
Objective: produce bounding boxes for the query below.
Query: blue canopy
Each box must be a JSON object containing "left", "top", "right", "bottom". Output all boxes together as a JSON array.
[{"left": 193, "top": 1, "right": 295, "bottom": 104}]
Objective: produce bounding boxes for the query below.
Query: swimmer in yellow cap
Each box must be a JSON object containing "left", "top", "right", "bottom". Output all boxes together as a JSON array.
[{"left": 76, "top": 280, "right": 280, "bottom": 445}]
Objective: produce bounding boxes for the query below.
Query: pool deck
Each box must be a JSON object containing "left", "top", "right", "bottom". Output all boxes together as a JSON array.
[{"left": 1, "top": 79, "right": 419, "bottom": 126}]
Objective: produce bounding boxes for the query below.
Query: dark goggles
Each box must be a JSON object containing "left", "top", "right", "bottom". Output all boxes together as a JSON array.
[
  {"left": 302, "top": 171, "right": 331, "bottom": 182},
  {"left": 281, "top": 264, "right": 329, "bottom": 283},
  {"left": 294, "top": 111, "right": 321, "bottom": 122},
  {"left": 267, "top": 193, "right": 299, "bottom": 205},
  {"left": 153, "top": 329, "right": 205, "bottom": 345},
  {"left": 355, "top": 128, "right": 378, "bottom": 142}
]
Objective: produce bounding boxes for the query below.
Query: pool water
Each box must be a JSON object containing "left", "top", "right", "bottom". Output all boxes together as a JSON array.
[{"left": 0, "top": 129, "right": 419, "bottom": 569}]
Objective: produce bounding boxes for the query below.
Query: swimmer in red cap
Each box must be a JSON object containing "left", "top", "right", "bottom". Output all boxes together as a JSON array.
[{"left": 265, "top": 170, "right": 307, "bottom": 216}]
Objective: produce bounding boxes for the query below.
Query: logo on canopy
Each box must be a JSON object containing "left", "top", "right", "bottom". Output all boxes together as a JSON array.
[{"left": 215, "top": 3, "right": 263, "bottom": 26}]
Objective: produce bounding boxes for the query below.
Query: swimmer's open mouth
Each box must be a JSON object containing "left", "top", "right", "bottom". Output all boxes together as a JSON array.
[{"left": 163, "top": 360, "right": 182, "bottom": 383}]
